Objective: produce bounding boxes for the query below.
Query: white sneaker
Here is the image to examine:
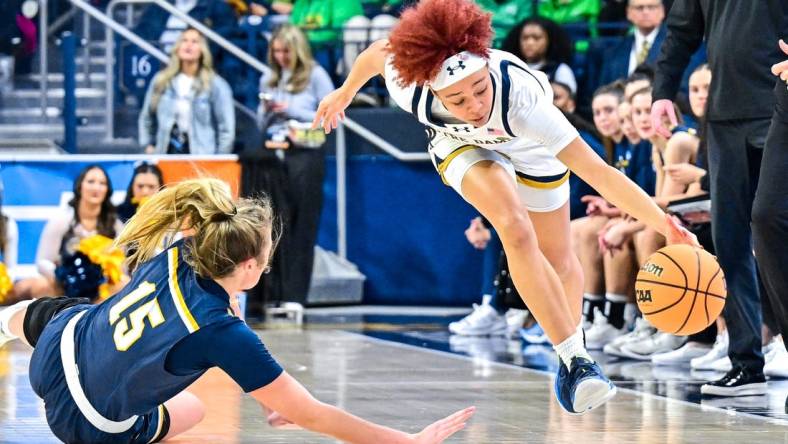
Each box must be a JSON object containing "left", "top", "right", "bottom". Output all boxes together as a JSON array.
[
  {"left": 652, "top": 341, "right": 712, "bottom": 366},
  {"left": 448, "top": 295, "right": 506, "bottom": 336},
  {"left": 619, "top": 332, "right": 687, "bottom": 361},
  {"left": 704, "top": 355, "right": 733, "bottom": 372},
  {"left": 584, "top": 307, "right": 625, "bottom": 350},
  {"left": 762, "top": 338, "right": 779, "bottom": 358},
  {"left": 603, "top": 317, "right": 657, "bottom": 358},
  {"left": 764, "top": 338, "right": 788, "bottom": 379},
  {"left": 691, "top": 331, "right": 729, "bottom": 370},
  {"left": 504, "top": 309, "right": 528, "bottom": 339}
]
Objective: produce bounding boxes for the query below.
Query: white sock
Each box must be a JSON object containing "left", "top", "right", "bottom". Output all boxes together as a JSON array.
[
  {"left": 554, "top": 326, "right": 594, "bottom": 368},
  {"left": 0, "top": 300, "right": 33, "bottom": 339}
]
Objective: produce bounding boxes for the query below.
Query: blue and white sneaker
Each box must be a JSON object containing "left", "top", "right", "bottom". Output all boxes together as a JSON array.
[
  {"left": 554, "top": 357, "right": 617, "bottom": 415},
  {"left": 519, "top": 323, "right": 552, "bottom": 345}
]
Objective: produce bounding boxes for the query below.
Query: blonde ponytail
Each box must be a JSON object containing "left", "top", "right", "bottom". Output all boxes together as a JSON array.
[{"left": 115, "top": 178, "right": 276, "bottom": 278}]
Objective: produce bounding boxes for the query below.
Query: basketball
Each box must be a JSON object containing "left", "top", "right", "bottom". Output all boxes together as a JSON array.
[{"left": 635, "top": 245, "right": 727, "bottom": 335}]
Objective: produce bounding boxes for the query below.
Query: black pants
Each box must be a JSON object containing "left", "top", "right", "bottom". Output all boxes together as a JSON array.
[
  {"left": 707, "top": 118, "right": 771, "bottom": 372},
  {"left": 240, "top": 148, "right": 325, "bottom": 309},
  {"left": 281, "top": 149, "right": 325, "bottom": 304},
  {"left": 752, "top": 82, "right": 788, "bottom": 351}
]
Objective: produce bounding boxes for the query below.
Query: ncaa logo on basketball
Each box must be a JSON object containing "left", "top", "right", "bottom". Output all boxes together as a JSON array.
[{"left": 636, "top": 289, "right": 653, "bottom": 304}]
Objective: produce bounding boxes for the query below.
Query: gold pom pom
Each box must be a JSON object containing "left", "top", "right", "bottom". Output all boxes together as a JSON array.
[
  {"left": 77, "top": 235, "right": 126, "bottom": 286},
  {"left": 0, "top": 262, "right": 12, "bottom": 304}
]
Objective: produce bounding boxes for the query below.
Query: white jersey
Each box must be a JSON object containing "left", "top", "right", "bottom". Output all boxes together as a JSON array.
[{"left": 384, "top": 49, "right": 579, "bottom": 211}]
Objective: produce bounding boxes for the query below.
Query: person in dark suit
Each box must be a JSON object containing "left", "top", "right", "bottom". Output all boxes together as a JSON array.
[
  {"left": 593, "top": 0, "right": 666, "bottom": 90},
  {"left": 752, "top": 39, "right": 788, "bottom": 368},
  {"left": 651, "top": 0, "right": 786, "bottom": 398}
]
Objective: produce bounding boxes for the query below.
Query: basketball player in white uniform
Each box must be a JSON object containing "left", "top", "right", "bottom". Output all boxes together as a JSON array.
[{"left": 312, "top": 0, "right": 697, "bottom": 415}]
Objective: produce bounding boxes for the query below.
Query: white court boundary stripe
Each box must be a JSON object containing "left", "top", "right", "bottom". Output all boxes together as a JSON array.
[{"left": 341, "top": 330, "right": 788, "bottom": 426}]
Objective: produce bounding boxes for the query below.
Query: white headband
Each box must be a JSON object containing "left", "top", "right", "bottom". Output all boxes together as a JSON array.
[{"left": 429, "top": 51, "right": 487, "bottom": 91}]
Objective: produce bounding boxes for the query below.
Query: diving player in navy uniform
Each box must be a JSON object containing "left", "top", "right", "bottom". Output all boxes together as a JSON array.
[
  {"left": 0, "top": 178, "right": 474, "bottom": 444},
  {"left": 312, "top": 0, "right": 698, "bottom": 415}
]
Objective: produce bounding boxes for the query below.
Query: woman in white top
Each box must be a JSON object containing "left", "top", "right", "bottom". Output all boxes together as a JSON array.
[
  {"left": 313, "top": 0, "right": 697, "bottom": 415},
  {"left": 139, "top": 28, "right": 235, "bottom": 155}
]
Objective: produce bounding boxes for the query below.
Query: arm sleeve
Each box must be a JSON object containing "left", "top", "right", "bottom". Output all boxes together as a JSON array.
[
  {"left": 508, "top": 98, "right": 579, "bottom": 156},
  {"left": 166, "top": 319, "right": 284, "bottom": 393},
  {"left": 653, "top": 0, "right": 706, "bottom": 101},
  {"left": 4, "top": 217, "right": 18, "bottom": 271}
]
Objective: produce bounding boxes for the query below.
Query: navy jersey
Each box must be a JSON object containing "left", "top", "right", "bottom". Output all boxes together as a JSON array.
[
  {"left": 69, "top": 239, "right": 249, "bottom": 420},
  {"left": 613, "top": 140, "right": 656, "bottom": 196}
]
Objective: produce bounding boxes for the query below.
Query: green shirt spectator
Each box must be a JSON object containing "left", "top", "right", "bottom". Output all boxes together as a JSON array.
[
  {"left": 475, "top": 0, "right": 533, "bottom": 45},
  {"left": 290, "top": 0, "right": 364, "bottom": 45},
  {"left": 537, "top": 0, "right": 601, "bottom": 25}
]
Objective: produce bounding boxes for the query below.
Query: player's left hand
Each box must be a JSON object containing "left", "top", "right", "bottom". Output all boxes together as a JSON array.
[
  {"left": 664, "top": 214, "right": 699, "bottom": 247},
  {"left": 410, "top": 406, "right": 475, "bottom": 444}
]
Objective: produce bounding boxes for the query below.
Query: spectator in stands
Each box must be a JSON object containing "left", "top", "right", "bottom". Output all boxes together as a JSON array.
[
  {"left": 290, "top": 0, "right": 363, "bottom": 80},
  {"left": 15, "top": 165, "right": 123, "bottom": 300},
  {"left": 257, "top": 24, "right": 333, "bottom": 304},
  {"left": 591, "top": 0, "right": 665, "bottom": 91},
  {"left": 134, "top": 0, "right": 236, "bottom": 52},
  {"left": 116, "top": 163, "right": 165, "bottom": 223},
  {"left": 501, "top": 17, "right": 577, "bottom": 96},
  {"left": 474, "top": 0, "right": 533, "bottom": 45},
  {"left": 139, "top": 28, "right": 235, "bottom": 155}
]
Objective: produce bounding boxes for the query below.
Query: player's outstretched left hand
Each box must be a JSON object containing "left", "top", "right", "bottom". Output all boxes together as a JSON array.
[
  {"left": 664, "top": 214, "right": 699, "bottom": 248},
  {"left": 410, "top": 406, "right": 475, "bottom": 444}
]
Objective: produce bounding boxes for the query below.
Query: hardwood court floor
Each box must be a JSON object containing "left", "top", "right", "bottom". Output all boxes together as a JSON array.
[{"left": 1, "top": 323, "right": 787, "bottom": 443}]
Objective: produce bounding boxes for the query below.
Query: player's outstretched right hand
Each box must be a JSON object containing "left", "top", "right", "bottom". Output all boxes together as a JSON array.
[
  {"left": 311, "top": 86, "right": 354, "bottom": 134},
  {"left": 410, "top": 406, "right": 475, "bottom": 444}
]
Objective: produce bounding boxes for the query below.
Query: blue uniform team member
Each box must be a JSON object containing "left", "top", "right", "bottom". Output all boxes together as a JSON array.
[
  {"left": 312, "top": 0, "right": 698, "bottom": 415},
  {"left": 0, "top": 179, "right": 474, "bottom": 444}
]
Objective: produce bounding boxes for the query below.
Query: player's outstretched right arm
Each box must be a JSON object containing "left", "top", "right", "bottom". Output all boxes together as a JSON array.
[
  {"left": 312, "top": 39, "right": 389, "bottom": 134},
  {"left": 251, "top": 371, "right": 475, "bottom": 444}
]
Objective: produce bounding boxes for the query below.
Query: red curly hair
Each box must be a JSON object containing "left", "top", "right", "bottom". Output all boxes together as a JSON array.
[{"left": 387, "top": 0, "right": 492, "bottom": 86}]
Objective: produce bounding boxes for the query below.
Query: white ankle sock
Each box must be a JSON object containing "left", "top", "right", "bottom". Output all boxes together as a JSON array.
[
  {"left": 554, "top": 326, "right": 594, "bottom": 368},
  {"left": 0, "top": 300, "right": 33, "bottom": 339}
]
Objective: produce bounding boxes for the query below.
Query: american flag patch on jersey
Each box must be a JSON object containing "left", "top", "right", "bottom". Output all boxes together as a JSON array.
[{"left": 487, "top": 128, "right": 505, "bottom": 136}]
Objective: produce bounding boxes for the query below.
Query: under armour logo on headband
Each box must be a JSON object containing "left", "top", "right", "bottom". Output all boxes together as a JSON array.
[
  {"left": 446, "top": 61, "right": 466, "bottom": 76},
  {"left": 430, "top": 51, "right": 487, "bottom": 90}
]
